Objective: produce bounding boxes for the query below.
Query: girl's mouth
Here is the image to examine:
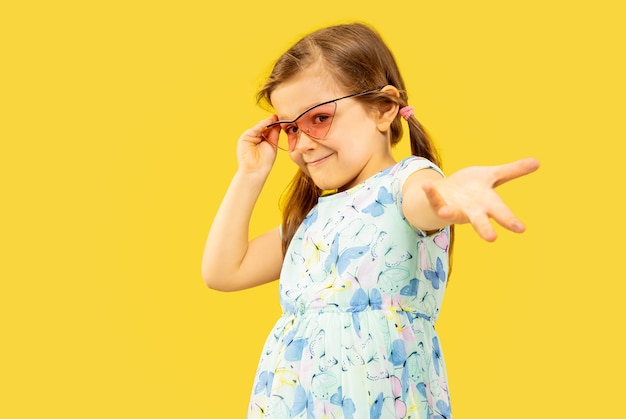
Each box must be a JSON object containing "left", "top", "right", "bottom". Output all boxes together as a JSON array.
[{"left": 306, "top": 154, "right": 332, "bottom": 167}]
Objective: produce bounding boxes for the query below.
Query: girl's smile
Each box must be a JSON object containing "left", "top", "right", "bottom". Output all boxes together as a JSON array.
[{"left": 304, "top": 152, "right": 333, "bottom": 166}]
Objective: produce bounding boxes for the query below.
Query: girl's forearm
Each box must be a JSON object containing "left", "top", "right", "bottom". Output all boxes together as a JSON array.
[{"left": 201, "top": 170, "right": 267, "bottom": 288}]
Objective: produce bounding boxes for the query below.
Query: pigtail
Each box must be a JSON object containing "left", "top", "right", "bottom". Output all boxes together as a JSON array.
[
  {"left": 406, "top": 115, "right": 441, "bottom": 168},
  {"left": 280, "top": 170, "right": 322, "bottom": 255},
  {"left": 404, "top": 111, "right": 455, "bottom": 280}
]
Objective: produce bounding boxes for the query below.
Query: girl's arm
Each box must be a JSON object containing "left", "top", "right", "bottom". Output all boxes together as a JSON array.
[
  {"left": 402, "top": 158, "right": 540, "bottom": 241},
  {"left": 201, "top": 117, "right": 284, "bottom": 291}
]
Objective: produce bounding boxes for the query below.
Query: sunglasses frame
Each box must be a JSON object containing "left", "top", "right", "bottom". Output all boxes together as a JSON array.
[{"left": 263, "top": 87, "right": 382, "bottom": 151}]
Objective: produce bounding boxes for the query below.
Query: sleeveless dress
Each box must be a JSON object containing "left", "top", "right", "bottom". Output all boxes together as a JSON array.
[{"left": 248, "top": 157, "right": 452, "bottom": 419}]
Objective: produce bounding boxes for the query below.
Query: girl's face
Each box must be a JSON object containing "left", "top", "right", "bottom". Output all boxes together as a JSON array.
[{"left": 270, "top": 63, "right": 396, "bottom": 191}]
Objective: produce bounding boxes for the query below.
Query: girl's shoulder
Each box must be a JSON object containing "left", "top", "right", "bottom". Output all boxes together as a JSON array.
[{"left": 388, "top": 156, "right": 444, "bottom": 184}]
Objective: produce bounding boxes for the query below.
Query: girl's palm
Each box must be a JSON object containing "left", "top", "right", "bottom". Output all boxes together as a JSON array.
[{"left": 423, "top": 158, "right": 540, "bottom": 241}]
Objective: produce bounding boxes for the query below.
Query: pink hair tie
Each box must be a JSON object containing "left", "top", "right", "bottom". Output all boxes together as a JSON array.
[{"left": 399, "top": 106, "right": 414, "bottom": 121}]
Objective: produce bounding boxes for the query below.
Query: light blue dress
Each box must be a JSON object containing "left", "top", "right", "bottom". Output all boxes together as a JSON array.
[{"left": 248, "top": 157, "right": 452, "bottom": 419}]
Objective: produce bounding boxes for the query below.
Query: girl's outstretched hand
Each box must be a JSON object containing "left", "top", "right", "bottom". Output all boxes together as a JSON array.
[
  {"left": 422, "top": 157, "right": 540, "bottom": 241},
  {"left": 236, "top": 116, "right": 280, "bottom": 177}
]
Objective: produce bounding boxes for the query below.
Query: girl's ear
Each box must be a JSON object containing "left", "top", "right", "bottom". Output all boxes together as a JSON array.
[{"left": 375, "top": 85, "right": 400, "bottom": 132}]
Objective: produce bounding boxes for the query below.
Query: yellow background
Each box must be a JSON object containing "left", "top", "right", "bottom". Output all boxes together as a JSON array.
[{"left": 1, "top": 1, "right": 624, "bottom": 417}]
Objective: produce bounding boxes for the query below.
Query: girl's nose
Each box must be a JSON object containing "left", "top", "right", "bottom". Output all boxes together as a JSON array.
[{"left": 292, "top": 130, "right": 317, "bottom": 152}]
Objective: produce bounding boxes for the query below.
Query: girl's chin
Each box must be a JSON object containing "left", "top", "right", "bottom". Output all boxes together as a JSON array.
[
  {"left": 301, "top": 166, "right": 349, "bottom": 191},
  {"left": 310, "top": 176, "right": 347, "bottom": 192},
  {"left": 308, "top": 176, "right": 333, "bottom": 191}
]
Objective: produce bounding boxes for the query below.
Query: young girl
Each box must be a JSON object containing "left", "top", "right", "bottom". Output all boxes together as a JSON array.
[{"left": 203, "top": 23, "right": 538, "bottom": 419}]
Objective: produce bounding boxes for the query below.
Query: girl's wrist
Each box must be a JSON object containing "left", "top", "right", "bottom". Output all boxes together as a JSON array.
[{"left": 232, "top": 169, "right": 268, "bottom": 188}]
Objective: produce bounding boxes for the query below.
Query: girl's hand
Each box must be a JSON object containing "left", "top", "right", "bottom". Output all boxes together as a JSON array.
[
  {"left": 422, "top": 157, "right": 540, "bottom": 241},
  {"left": 236, "top": 116, "right": 280, "bottom": 177}
]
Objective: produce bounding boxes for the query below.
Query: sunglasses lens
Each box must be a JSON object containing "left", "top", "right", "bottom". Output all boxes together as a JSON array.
[
  {"left": 275, "top": 129, "right": 292, "bottom": 151},
  {"left": 265, "top": 101, "right": 337, "bottom": 151},
  {"left": 262, "top": 125, "right": 289, "bottom": 151},
  {"left": 297, "top": 102, "right": 336, "bottom": 141}
]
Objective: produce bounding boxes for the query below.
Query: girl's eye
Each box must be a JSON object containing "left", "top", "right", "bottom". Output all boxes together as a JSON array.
[
  {"left": 312, "top": 114, "right": 330, "bottom": 125},
  {"left": 283, "top": 125, "right": 299, "bottom": 135}
]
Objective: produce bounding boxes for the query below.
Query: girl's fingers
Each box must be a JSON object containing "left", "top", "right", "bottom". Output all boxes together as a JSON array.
[
  {"left": 236, "top": 116, "right": 280, "bottom": 174},
  {"left": 423, "top": 181, "right": 464, "bottom": 222},
  {"left": 422, "top": 181, "right": 448, "bottom": 213},
  {"left": 243, "top": 116, "right": 278, "bottom": 142},
  {"left": 469, "top": 213, "right": 497, "bottom": 242},
  {"left": 493, "top": 158, "right": 540, "bottom": 187},
  {"left": 487, "top": 199, "right": 526, "bottom": 233}
]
